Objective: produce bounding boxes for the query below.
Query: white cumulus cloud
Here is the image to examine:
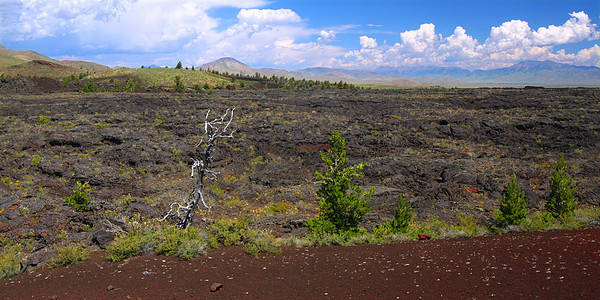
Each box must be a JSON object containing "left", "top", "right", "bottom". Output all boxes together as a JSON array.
[
  {"left": 318, "top": 30, "right": 336, "bottom": 43},
  {"left": 342, "top": 11, "right": 600, "bottom": 69},
  {"left": 533, "top": 11, "right": 600, "bottom": 46},
  {"left": 399, "top": 23, "right": 438, "bottom": 53},
  {"left": 359, "top": 36, "right": 378, "bottom": 48},
  {"left": 237, "top": 8, "right": 301, "bottom": 25}
]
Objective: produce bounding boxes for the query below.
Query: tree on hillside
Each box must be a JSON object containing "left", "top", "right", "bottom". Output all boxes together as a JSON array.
[
  {"left": 495, "top": 175, "right": 528, "bottom": 228},
  {"left": 176, "top": 61, "right": 183, "bottom": 69},
  {"left": 173, "top": 76, "right": 184, "bottom": 92},
  {"left": 546, "top": 153, "right": 578, "bottom": 218},
  {"left": 307, "top": 131, "right": 374, "bottom": 234}
]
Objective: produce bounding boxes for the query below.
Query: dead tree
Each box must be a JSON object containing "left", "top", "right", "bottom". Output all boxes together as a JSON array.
[{"left": 161, "top": 108, "right": 235, "bottom": 228}]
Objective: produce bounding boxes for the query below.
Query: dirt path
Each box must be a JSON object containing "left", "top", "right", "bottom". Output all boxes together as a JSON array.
[{"left": 2, "top": 228, "right": 599, "bottom": 299}]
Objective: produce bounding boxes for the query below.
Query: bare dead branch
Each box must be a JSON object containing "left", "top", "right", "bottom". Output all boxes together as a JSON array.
[{"left": 160, "top": 108, "right": 235, "bottom": 228}]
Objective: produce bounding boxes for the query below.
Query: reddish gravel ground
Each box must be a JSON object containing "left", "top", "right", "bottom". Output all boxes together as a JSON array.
[{"left": 2, "top": 228, "right": 599, "bottom": 299}]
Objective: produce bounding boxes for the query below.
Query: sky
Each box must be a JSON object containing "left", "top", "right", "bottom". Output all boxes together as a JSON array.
[{"left": 1, "top": 0, "right": 600, "bottom": 70}]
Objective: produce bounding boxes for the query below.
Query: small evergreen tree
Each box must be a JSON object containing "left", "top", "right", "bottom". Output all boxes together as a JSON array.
[
  {"left": 307, "top": 131, "right": 374, "bottom": 234},
  {"left": 82, "top": 79, "right": 98, "bottom": 93},
  {"left": 546, "top": 153, "right": 577, "bottom": 218},
  {"left": 64, "top": 181, "right": 92, "bottom": 212},
  {"left": 173, "top": 76, "right": 185, "bottom": 92},
  {"left": 175, "top": 61, "right": 183, "bottom": 69},
  {"left": 496, "top": 175, "right": 528, "bottom": 228},
  {"left": 375, "top": 194, "right": 413, "bottom": 235}
]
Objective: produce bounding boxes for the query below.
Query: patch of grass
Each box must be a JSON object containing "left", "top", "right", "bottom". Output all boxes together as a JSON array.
[
  {"left": 115, "top": 193, "right": 133, "bottom": 206},
  {"left": 224, "top": 197, "right": 248, "bottom": 208},
  {"left": 264, "top": 202, "right": 295, "bottom": 215},
  {"left": 451, "top": 214, "right": 486, "bottom": 238},
  {"left": 244, "top": 230, "right": 281, "bottom": 256},
  {"left": 89, "top": 68, "right": 227, "bottom": 89},
  {"left": 49, "top": 243, "right": 89, "bottom": 268},
  {"left": 209, "top": 183, "right": 226, "bottom": 199},
  {"left": 37, "top": 115, "right": 52, "bottom": 125},
  {"left": 0, "top": 244, "right": 23, "bottom": 279},
  {"left": 206, "top": 216, "right": 252, "bottom": 246},
  {"left": 30, "top": 154, "right": 42, "bottom": 167},
  {"left": 106, "top": 225, "right": 157, "bottom": 262},
  {"left": 155, "top": 226, "right": 211, "bottom": 259}
]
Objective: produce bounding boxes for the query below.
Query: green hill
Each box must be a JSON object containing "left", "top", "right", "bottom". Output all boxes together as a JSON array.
[
  {"left": 0, "top": 60, "right": 84, "bottom": 78},
  {"left": 0, "top": 45, "right": 57, "bottom": 63},
  {"left": 60, "top": 60, "right": 111, "bottom": 71},
  {"left": 0, "top": 54, "right": 28, "bottom": 69},
  {"left": 91, "top": 67, "right": 229, "bottom": 88}
]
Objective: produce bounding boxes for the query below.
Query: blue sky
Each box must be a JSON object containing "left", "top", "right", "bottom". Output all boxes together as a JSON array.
[{"left": 1, "top": 0, "right": 599, "bottom": 70}]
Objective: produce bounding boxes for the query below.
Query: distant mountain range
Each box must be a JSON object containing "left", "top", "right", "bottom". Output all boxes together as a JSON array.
[
  {"left": 201, "top": 57, "right": 600, "bottom": 86},
  {"left": 1, "top": 44, "right": 599, "bottom": 86}
]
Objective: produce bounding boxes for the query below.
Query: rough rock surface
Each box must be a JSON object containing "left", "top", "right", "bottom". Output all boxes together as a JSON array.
[{"left": 0, "top": 88, "right": 599, "bottom": 264}]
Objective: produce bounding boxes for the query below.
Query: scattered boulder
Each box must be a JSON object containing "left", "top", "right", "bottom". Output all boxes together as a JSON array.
[
  {"left": 418, "top": 233, "right": 431, "bottom": 240},
  {"left": 210, "top": 283, "right": 224, "bottom": 292}
]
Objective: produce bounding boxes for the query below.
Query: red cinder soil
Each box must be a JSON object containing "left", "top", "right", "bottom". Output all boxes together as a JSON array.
[{"left": 2, "top": 228, "right": 599, "bottom": 299}]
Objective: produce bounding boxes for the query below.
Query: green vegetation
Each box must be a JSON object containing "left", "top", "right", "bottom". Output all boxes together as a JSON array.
[
  {"left": 307, "top": 131, "right": 373, "bottom": 235},
  {"left": 0, "top": 244, "right": 23, "bottom": 279},
  {"left": 89, "top": 67, "right": 226, "bottom": 89},
  {"left": 172, "top": 75, "right": 185, "bottom": 92},
  {"left": 30, "top": 154, "right": 43, "bottom": 167},
  {"left": 82, "top": 79, "right": 98, "bottom": 93},
  {"left": 106, "top": 215, "right": 280, "bottom": 262},
  {"left": 494, "top": 175, "right": 528, "bottom": 229},
  {"left": 49, "top": 243, "right": 89, "bottom": 268},
  {"left": 374, "top": 194, "right": 413, "bottom": 236},
  {"left": 546, "top": 154, "right": 578, "bottom": 218},
  {"left": 64, "top": 181, "right": 92, "bottom": 212},
  {"left": 37, "top": 115, "right": 52, "bottom": 125}
]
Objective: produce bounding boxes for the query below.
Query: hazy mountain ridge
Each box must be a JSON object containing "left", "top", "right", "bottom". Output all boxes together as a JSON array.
[
  {"left": 1, "top": 45, "right": 599, "bottom": 86},
  {"left": 200, "top": 57, "right": 422, "bottom": 85},
  {"left": 200, "top": 57, "right": 600, "bottom": 86}
]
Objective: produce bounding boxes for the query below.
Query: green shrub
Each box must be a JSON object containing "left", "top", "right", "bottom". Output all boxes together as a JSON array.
[
  {"left": 264, "top": 202, "right": 294, "bottom": 215},
  {"left": 82, "top": 79, "right": 98, "bottom": 93},
  {"left": 155, "top": 226, "right": 209, "bottom": 258},
  {"left": 414, "top": 216, "right": 450, "bottom": 239},
  {"left": 309, "top": 131, "right": 373, "bottom": 234},
  {"left": 64, "top": 181, "right": 92, "bottom": 212},
  {"left": 206, "top": 216, "right": 252, "bottom": 246},
  {"left": 106, "top": 227, "right": 157, "bottom": 262},
  {"left": 30, "top": 155, "right": 43, "bottom": 167},
  {"left": 244, "top": 230, "right": 280, "bottom": 256},
  {"left": 124, "top": 77, "right": 142, "bottom": 92},
  {"left": 176, "top": 239, "right": 209, "bottom": 260},
  {"left": 37, "top": 115, "right": 51, "bottom": 125},
  {"left": 453, "top": 214, "right": 484, "bottom": 238},
  {"left": 0, "top": 245, "right": 23, "bottom": 279},
  {"left": 546, "top": 154, "right": 578, "bottom": 218},
  {"left": 49, "top": 243, "right": 89, "bottom": 268},
  {"left": 495, "top": 175, "right": 528, "bottom": 228},
  {"left": 375, "top": 194, "right": 413, "bottom": 236},
  {"left": 173, "top": 75, "right": 185, "bottom": 92},
  {"left": 522, "top": 211, "right": 555, "bottom": 232}
]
